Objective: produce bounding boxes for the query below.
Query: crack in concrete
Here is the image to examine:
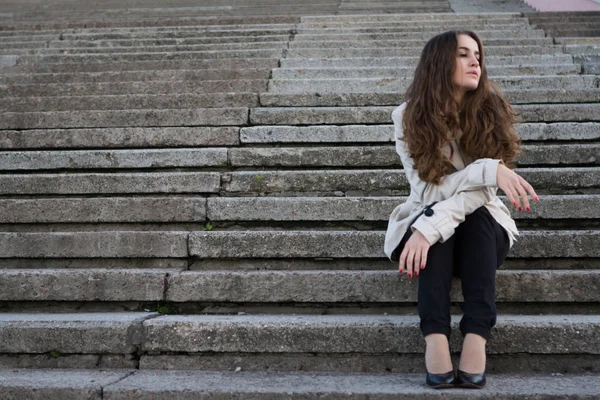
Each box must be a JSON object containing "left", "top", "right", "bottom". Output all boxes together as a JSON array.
[{"left": 100, "top": 370, "right": 137, "bottom": 399}]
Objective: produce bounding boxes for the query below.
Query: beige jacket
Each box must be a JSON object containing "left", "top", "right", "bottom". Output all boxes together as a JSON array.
[{"left": 384, "top": 102, "right": 518, "bottom": 261}]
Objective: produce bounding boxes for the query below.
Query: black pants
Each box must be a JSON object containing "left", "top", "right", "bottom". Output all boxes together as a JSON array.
[{"left": 395, "top": 206, "right": 510, "bottom": 341}]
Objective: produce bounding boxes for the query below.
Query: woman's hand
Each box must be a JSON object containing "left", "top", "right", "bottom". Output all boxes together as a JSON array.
[
  {"left": 399, "top": 229, "right": 430, "bottom": 279},
  {"left": 496, "top": 164, "right": 539, "bottom": 212}
]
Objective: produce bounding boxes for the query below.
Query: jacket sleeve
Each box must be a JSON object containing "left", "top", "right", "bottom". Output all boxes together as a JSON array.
[
  {"left": 411, "top": 188, "right": 495, "bottom": 245},
  {"left": 393, "top": 107, "right": 501, "bottom": 203}
]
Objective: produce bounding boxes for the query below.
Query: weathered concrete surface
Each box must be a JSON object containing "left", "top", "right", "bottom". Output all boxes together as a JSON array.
[
  {"left": 142, "top": 314, "right": 600, "bottom": 353},
  {"left": 271, "top": 64, "right": 579, "bottom": 79},
  {"left": 221, "top": 168, "right": 600, "bottom": 194},
  {"left": 0, "top": 68, "right": 270, "bottom": 84},
  {"left": 0, "top": 149, "right": 228, "bottom": 170},
  {"left": 207, "top": 195, "right": 600, "bottom": 222},
  {"left": 0, "top": 93, "right": 260, "bottom": 112},
  {"left": 287, "top": 38, "right": 554, "bottom": 49},
  {"left": 166, "top": 270, "right": 600, "bottom": 303},
  {"left": 14, "top": 59, "right": 278, "bottom": 74},
  {"left": 0, "top": 354, "right": 137, "bottom": 369},
  {"left": 292, "top": 30, "right": 546, "bottom": 41},
  {"left": 280, "top": 54, "right": 574, "bottom": 68},
  {"left": 101, "top": 370, "right": 600, "bottom": 399},
  {"left": 0, "top": 172, "right": 220, "bottom": 194},
  {"left": 267, "top": 76, "right": 596, "bottom": 94},
  {"left": 0, "top": 127, "right": 240, "bottom": 149},
  {"left": 139, "top": 352, "right": 600, "bottom": 373},
  {"left": 250, "top": 104, "right": 598, "bottom": 125},
  {"left": 0, "top": 232, "right": 188, "bottom": 258},
  {"left": 0, "top": 197, "right": 206, "bottom": 223},
  {"left": 0, "top": 269, "right": 172, "bottom": 301},
  {"left": 228, "top": 144, "right": 599, "bottom": 167},
  {"left": 240, "top": 123, "right": 600, "bottom": 143},
  {"left": 260, "top": 89, "right": 600, "bottom": 107},
  {"left": 1, "top": 79, "right": 267, "bottom": 97},
  {"left": 189, "top": 230, "right": 600, "bottom": 258},
  {"left": 0, "top": 108, "right": 249, "bottom": 129},
  {"left": 0, "top": 369, "right": 131, "bottom": 400},
  {"left": 0, "top": 312, "right": 157, "bottom": 353}
]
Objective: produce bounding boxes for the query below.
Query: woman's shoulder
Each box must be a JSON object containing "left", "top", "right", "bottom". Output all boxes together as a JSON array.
[{"left": 391, "top": 102, "right": 407, "bottom": 122}]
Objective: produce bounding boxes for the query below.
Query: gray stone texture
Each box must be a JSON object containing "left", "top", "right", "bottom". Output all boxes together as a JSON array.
[
  {"left": 0, "top": 197, "right": 206, "bottom": 223},
  {"left": 0, "top": 232, "right": 188, "bottom": 258},
  {"left": 142, "top": 314, "right": 600, "bottom": 354},
  {"left": 207, "top": 195, "right": 600, "bottom": 221},
  {"left": 0, "top": 312, "right": 157, "bottom": 353},
  {"left": 189, "top": 230, "right": 599, "bottom": 259},
  {"left": 0, "top": 148, "right": 228, "bottom": 170},
  {"left": 166, "top": 270, "right": 600, "bottom": 303},
  {"left": 0, "top": 172, "right": 220, "bottom": 194},
  {"left": 0, "top": 369, "right": 131, "bottom": 400},
  {"left": 0, "top": 269, "right": 171, "bottom": 301},
  {"left": 0, "top": 108, "right": 249, "bottom": 129},
  {"left": 0, "top": 127, "right": 240, "bottom": 149}
]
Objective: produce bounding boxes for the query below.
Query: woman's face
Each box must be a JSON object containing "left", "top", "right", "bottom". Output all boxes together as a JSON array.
[{"left": 452, "top": 34, "right": 481, "bottom": 94}]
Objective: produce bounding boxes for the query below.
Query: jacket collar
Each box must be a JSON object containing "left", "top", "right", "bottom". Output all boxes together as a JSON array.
[{"left": 443, "top": 140, "right": 466, "bottom": 171}]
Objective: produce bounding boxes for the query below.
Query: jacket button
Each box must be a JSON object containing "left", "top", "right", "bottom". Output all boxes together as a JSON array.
[{"left": 424, "top": 208, "right": 434, "bottom": 217}]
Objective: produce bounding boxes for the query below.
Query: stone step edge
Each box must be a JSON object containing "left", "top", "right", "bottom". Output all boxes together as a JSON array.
[
  {"left": 2, "top": 369, "right": 599, "bottom": 398},
  {"left": 2, "top": 269, "right": 598, "bottom": 303}
]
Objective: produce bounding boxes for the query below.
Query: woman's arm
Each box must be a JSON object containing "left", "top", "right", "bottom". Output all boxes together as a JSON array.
[
  {"left": 393, "top": 108, "right": 501, "bottom": 203},
  {"left": 411, "top": 187, "right": 495, "bottom": 245}
]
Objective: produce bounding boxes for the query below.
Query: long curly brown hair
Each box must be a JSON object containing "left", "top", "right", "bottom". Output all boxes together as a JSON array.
[{"left": 402, "top": 30, "right": 521, "bottom": 185}]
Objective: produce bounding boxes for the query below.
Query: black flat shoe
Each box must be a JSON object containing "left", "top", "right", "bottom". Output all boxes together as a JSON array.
[
  {"left": 425, "top": 370, "right": 455, "bottom": 389},
  {"left": 455, "top": 369, "right": 486, "bottom": 389}
]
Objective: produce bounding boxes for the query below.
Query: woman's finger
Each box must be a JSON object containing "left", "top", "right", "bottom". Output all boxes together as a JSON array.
[
  {"left": 399, "top": 248, "right": 408, "bottom": 274},
  {"left": 520, "top": 177, "right": 539, "bottom": 202},
  {"left": 413, "top": 248, "right": 422, "bottom": 276},
  {"left": 406, "top": 247, "right": 416, "bottom": 278},
  {"left": 420, "top": 246, "right": 428, "bottom": 271},
  {"left": 515, "top": 181, "right": 530, "bottom": 211}
]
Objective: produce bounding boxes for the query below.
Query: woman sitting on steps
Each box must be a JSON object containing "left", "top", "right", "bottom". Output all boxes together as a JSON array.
[{"left": 384, "top": 30, "right": 539, "bottom": 389}]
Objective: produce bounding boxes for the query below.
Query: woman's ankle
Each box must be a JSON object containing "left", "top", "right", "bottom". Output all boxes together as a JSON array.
[
  {"left": 458, "top": 333, "right": 487, "bottom": 374},
  {"left": 424, "top": 333, "right": 453, "bottom": 374}
]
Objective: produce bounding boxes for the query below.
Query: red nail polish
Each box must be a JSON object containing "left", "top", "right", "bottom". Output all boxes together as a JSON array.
[
  {"left": 518, "top": 207, "right": 522, "bottom": 211},
  {"left": 408, "top": 273, "right": 412, "bottom": 278},
  {"left": 535, "top": 197, "right": 540, "bottom": 202},
  {"left": 526, "top": 207, "right": 530, "bottom": 212},
  {"left": 421, "top": 264, "right": 425, "bottom": 270},
  {"left": 512, "top": 201, "right": 517, "bottom": 206}
]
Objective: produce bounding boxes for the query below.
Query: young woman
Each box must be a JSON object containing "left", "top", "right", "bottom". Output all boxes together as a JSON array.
[{"left": 383, "top": 31, "right": 539, "bottom": 389}]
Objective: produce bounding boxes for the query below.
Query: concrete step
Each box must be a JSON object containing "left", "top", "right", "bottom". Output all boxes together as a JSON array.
[
  {"left": 14, "top": 49, "right": 284, "bottom": 64},
  {"left": 189, "top": 230, "right": 600, "bottom": 259},
  {"left": 249, "top": 105, "right": 600, "bottom": 125},
  {"left": 296, "top": 20, "right": 531, "bottom": 29},
  {"left": 0, "top": 269, "right": 172, "bottom": 301},
  {"left": 267, "top": 76, "right": 598, "bottom": 94},
  {"left": 0, "top": 93, "right": 259, "bottom": 112},
  {"left": 287, "top": 38, "right": 555, "bottom": 49},
  {"left": 0, "top": 107, "right": 249, "bottom": 129},
  {"left": 0, "top": 34, "right": 293, "bottom": 47},
  {"left": 1, "top": 80, "right": 267, "bottom": 97},
  {"left": 294, "top": 25, "right": 538, "bottom": 35},
  {"left": 271, "top": 64, "right": 581, "bottom": 79},
  {"left": 0, "top": 68, "right": 271, "bottom": 84},
  {"left": 0, "top": 194, "right": 595, "bottom": 224},
  {"left": 240, "top": 122, "right": 600, "bottom": 143},
  {"left": 259, "top": 89, "right": 600, "bottom": 107},
  {"left": 557, "top": 37, "right": 600, "bottom": 46},
  {"left": 0, "top": 148, "right": 228, "bottom": 170},
  {"left": 292, "top": 30, "right": 547, "bottom": 41},
  {"left": 0, "top": 41, "right": 289, "bottom": 55},
  {"left": 3, "top": 268, "right": 598, "bottom": 304},
  {"left": 9, "top": 58, "right": 278, "bottom": 73},
  {"left": 207, "top": 194, "right": 599, "bottom": 222},
  {"left": 226, "top": 144, "right": 600, "bottom": 168},
  {"left": 0, "top": 232, "right": 188, "bottom": 258},
  {"left": 0, "top": 172, "right": 221, "bottom": 195},
  {"left": 0, "top": 197, "right": 207, "bottom": 223},
  {"left": 0, "top": 126, "right": 240, "bottom": 149},
  {"left": 279, "top": 54, "right": 576, "bottom": 68},
  {"left": 284, "top": 45, "right": 560, "bottom": 59},
  {"left": 0, "top": 144, "right": 596, "bottom": 171},
  {"left": 300, "top": 13, "right": 524, "bottom": 22},
  {"left": 2, "top": 370, "right": 600, "bottom": 399},
  {"left": 220, "top": 168, "right": 600, "bottom": 195}
]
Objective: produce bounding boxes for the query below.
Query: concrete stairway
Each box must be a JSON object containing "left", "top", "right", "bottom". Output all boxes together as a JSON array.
[
  {"left": 528, "top": 11, "right": 600, "bottom": 74},
  {"left": 1, "top": 5, "right": 600, "bottom": 399}
]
